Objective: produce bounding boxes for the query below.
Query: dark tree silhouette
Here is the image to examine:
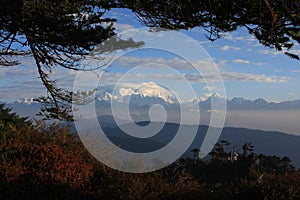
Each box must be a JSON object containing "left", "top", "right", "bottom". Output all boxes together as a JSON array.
[
  {"left": 0, "top": 0, "right": 144, "bottom": 120},
  {"left": 242, "top": 142, "right": 254, "bottom": 157},
  {"left": 118, "top": 0, "right": 300, "bottom": 59},
  {"left": 209, "top": 140, "right": 231, "bottom": 162}
]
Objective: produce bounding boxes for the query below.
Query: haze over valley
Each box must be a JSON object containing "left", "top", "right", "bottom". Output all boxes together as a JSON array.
[{"left": 7, "top": 82, "right": 300, "bottom": 135}]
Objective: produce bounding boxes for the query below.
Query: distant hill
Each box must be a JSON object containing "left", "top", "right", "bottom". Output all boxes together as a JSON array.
[
  {"left": 68, "top": 120, "right": 300, "bottom": 168},
  {"left": 5, "top": 91, "right": 300, "bottom": 134},
  {"left": 4, "top": 95, "right": 300, "bottom": 168}
]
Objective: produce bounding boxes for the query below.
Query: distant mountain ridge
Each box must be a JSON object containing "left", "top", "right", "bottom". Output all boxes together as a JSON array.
[
  {"left": 70, "top": 120, "right": 300, "bottom": 168},
  {"left": 4, "top": 81, "right": 300, "bottom": 135},
  {"left": 10, "top": 82, "right": 300, "bottom": 110},
  {"left": 11, "top": 94, "right": 300, "bottom": 111},
  {"left": 3, "top": 95, "right": 300, "bottom": 168},
  {"left": 94, "top": 82, "right": 300, "bottom": 110}
]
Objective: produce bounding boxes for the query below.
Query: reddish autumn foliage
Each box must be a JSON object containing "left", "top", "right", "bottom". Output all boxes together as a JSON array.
[
  {"left": 0, "top": 105, "right": 94, "bottom": 198},
  {"left": 1, "top": 104, "right": 300, "bottom": 200}
]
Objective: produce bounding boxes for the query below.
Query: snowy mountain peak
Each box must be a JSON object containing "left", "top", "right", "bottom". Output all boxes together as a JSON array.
[
  {"left": 188, "top": 93, "right": 225, "bottom": 103},
  {"left": 100, "top": 92, "right": 113, "bottom": 101},
  {"left": 118, "top": 88, "right": 136, "bottom": 97},
  {"left": 134, "top": 82, "right": 177, "bottom": 103},
  {"left": 207, "top": 93, "right": 225, "bottom": 100},
  {"left": 16, "top": 97, "right": 36, "bottom": 105},
  {"left": 97, "top": 82, "right": 179, "bottom": 104}
]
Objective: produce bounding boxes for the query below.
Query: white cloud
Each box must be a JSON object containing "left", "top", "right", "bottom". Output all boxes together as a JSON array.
[
  {"left": 114, "top": 23, "right": 136, "bottom": 32},
  {"left": 105, "top": 10, "right": 133, "bottom": 19},
  {"left": 197, "top": 40, "right": 211, "bottom": 45},
  {"left": 258, "top": 48, "right": 300, "bottom": 57},
  {"left": 231, "top": 59, "right": 264, "bottom": 66},
  {"left": 235, "top": 36, "right": 256, "bottom": 42},
  {"left": 112, "top": 56, "right": 218, "bottom": 72},
  {"left": 100, "top": 56, "right": 287, "bottom": 83},
  {"left": 220, "top": 72, "right": 290, "bottom": 83},
  {"left": 293, "top": 70, "right": 300, "bottom": 73},
  {"left": 220, "top": 45, "right": 230, "bottom": 51},
  {"left": 217, "top": 60, "right": 227, "bottom": 66},
  {"left": 254, "top": 62, "right": 265, "bottom": 66},
  {"left": 232, "top": 59, "right": 251, "bottom": 64},
  {"left": 259, "top": 50, "right": 271, "bottom": 55},
  {"left": 223, "top": 33, "right": 256, "bottom": 43},
  {"left": 220, "top": 45, "right": 241, "bottom": 51},
  {"left": 259, "top": 49, "right": 283, "bottom": 57},
  {"left": 0, "top": 54, "right": 291, "bottom": 102},
  {"left": 96, "top": 71, "right": 290, "bottom": 84}
]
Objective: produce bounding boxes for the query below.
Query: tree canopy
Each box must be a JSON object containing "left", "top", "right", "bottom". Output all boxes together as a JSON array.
[
  {"left": 119, "top": 0, "right": 300, "bottom": 58},
  {"left": 0, "top": 0, "right": 144, "bottom": 120},
  {"left": 1, "top": 0, "right": 300, "bottom": 120}
]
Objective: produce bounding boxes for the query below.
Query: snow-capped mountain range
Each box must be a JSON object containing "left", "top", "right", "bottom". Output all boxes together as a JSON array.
[
  {"left": 96, "top": 82, "right": 180, "bottom": 105},
  {"left": 9, "top": 82, "right": 300, "bottom": 110},
  {"left": 4, "top": 82, "right": 300, "bottom": 134}
]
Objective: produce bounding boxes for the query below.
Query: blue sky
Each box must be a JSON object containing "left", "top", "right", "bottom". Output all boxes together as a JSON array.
[
  {"left": 0, "top": 8, "right": 300, "bottom": 102},
  {"left": 106, "top": 8, "right": 300, "bottom": 102}
]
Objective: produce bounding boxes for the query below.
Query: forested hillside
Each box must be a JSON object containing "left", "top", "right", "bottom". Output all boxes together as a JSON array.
[{"left": 1, "top": 104, "right": 300, "bottom": 200}]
